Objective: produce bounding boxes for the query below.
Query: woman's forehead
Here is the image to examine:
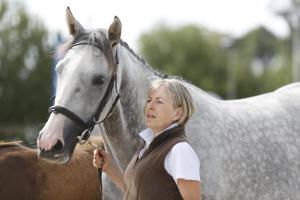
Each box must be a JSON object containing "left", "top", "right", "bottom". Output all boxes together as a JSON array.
[{"left": 148, "top": 85, "right": 171, "bottom": 97}]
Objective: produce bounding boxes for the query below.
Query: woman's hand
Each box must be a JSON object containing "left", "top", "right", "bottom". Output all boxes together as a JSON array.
[
  {"left": 93, "top": 149, "right": 113, "bottom": 173},
  {"left": 93, "top": 149, "right": 125, "bottom": 192}
]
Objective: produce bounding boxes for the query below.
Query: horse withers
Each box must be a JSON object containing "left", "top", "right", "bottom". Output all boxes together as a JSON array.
[{"left": 37, "top": 7, "right": 300, "bottom": 200}]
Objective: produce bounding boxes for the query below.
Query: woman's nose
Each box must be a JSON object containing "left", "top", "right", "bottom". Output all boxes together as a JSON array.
[{"left": 147, "top": 101, "right": 154, "bottom": 109}]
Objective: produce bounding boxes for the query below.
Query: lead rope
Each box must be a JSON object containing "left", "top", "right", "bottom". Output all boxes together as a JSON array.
[
  {"left": 86, "top": 140, "right": 105, "bottom": 200},
  {"left": 98, "top": 167, "right": 103, "bottom": 200}
]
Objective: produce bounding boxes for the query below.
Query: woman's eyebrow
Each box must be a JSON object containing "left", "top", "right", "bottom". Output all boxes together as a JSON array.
[
  {"left": 148, "top": 96, "right": 163, "bottom": 100},
  {"left": 148, "top": 95, "right": 165, "bottom": 100},
  {"left": 155, "top": 97, "right": 165, "bottom": 101}
]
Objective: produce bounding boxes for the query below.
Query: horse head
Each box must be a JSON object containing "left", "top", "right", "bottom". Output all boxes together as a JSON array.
[{"left": 37, "top": 7, "right": 122, "bottom": 164}]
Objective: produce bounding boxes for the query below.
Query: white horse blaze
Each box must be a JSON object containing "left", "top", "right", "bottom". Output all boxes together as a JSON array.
[{"left": 38, "top": 113, "right": 66, "bottom": 150}]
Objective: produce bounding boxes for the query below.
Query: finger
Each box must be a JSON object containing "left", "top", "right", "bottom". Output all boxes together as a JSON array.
[
  {"left": 97, "top": 160, "right": 103, "bottom": 168},
  {"left": 93, "top": 158, "right": 99, "bottom": 168},
  {"left": 94, "top": 149, "right": 101, "bottom": 158},
  {"left": 93, "top": 149, "right": 98, "bottom": 155},
  {"left": 93, "top": 151, "right": 100, "bottom": 159},
  {"left": 93, "top": 157, "right": 103, "bottom": 166},
  {"left": 98, "top": 149, "right": 108, "bottom": 157}
]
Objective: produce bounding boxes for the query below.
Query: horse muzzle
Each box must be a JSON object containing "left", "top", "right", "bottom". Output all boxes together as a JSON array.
[
  {"left": 37, "top": 115, "right": 82, "bottom": 164},
  {"left": 38, "top": 132, "right": 78, "bottom": 164}
]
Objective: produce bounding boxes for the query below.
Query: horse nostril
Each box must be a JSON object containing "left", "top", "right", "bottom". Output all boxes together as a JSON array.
[{"left": 52, "top": 140, "right": 64, "bottom": 152}]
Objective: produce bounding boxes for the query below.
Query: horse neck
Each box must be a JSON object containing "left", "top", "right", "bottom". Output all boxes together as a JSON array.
[{"left": 101, "top": 44, "right": 159, "bottom": 170}]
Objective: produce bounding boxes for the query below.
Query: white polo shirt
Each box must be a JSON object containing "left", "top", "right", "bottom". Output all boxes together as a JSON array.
[{"left": 138, "top": 124, "right": 201, "bottom": 183}]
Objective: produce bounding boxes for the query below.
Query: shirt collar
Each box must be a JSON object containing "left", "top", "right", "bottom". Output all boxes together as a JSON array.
[{"left": 139, "top": 123, "right": 178, "bottom": 144}]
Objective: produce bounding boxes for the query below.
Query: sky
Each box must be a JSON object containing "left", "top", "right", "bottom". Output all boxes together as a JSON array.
[{"left": 20, "top": 0, "right": 290, "bottom": 50}]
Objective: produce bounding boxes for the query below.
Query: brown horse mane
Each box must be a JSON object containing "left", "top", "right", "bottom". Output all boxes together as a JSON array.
[
  {"left": 0, "top": 141, "right": 24, "bottom": 149},
  {"left": 0, "top": 136, "right": 103, "bottom": 153},
  {"left": 74, "top": 136, "right": 104, "bottom": 153}
]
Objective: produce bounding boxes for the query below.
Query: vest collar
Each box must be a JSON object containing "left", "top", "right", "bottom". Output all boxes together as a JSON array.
[
  {"left": 139, "top": 123, "right": 179, "bottom": 145},
  {"left": 140, "top": 124, "right": 186, "bottom": 159}
]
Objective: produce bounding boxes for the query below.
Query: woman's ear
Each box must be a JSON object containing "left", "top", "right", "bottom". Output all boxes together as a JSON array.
[{"left": 173, "top": 107, "right": 183, "bottom": 122}]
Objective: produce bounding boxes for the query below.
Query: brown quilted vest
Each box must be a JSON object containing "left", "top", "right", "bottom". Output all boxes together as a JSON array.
[{"left": 123, "top": 125, "right": 187, "bottom": 200}]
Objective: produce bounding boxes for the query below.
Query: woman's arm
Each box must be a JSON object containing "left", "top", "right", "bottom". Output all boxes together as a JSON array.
[
  {"left": 93, "top": 149, "right": 124, "bottom": 192},
  {"left": 104, "top": 162, "right": 124, "bottom": 192},
  {"left": 177, "top": 179, "right": 202, "bottom": 200}
]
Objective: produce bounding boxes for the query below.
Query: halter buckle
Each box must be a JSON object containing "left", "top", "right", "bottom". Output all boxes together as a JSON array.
[{"left": 77, "top": 127, "right": 93, "bottom": 145}]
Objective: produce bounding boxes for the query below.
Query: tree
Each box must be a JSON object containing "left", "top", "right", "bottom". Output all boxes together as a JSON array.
[
  {"left": 138, "top": 23, "right": 228, "bottom": 98},
  {"left": 0, "top": 0, "right": 52, "bottom": 127},
  {"left": 231, "top": 26, "right": 291, "bottom": 98},
  {"left": 138, "top": 24, "right": 292, "bottom": 99}
]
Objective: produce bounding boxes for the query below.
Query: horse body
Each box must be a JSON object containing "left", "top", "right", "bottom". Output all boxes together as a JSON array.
[
  {"left": 0, "top": 140, "right": 101, "bottom": 200},
  {"left": 102, "top": 41, "right": 300, "bottom": 199},
  {"left": 186, "top": 85, "right": 300, "bottom": 199},
  {"left": 37, "top": 8, "right": 300, "bottom": 200}
]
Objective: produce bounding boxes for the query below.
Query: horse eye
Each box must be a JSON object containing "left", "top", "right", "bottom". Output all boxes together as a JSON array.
[{"left": 92, "top": 75, "right": 106, "bottom": 85}]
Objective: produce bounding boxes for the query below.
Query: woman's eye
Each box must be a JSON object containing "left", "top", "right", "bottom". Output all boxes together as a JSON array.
[{"left": 92, "top": 76, "right": 106, "bottom": 85}]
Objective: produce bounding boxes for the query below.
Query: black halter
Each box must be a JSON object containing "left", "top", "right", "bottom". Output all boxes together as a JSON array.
[{"left": 48, "top": 42, "right": 120, "bottom": 143}]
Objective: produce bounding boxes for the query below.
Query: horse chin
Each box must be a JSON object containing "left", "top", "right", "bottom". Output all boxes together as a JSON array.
[
  {"left": 53, "top": 153, "right": 70, "bottom": 164},
  {"left": 38, "top": 132, "right": 78, "bottom": 164},
  {"left": 38, "top": 148, "right": 74, "bottom": 164},
  {"left": 38, "top": 150, "right": 71, "bottom": 164}
]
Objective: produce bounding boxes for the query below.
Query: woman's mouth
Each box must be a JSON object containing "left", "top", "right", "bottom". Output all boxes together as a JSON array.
[{"left": 147, "top": 114, "right": 156, "bottom": 118}]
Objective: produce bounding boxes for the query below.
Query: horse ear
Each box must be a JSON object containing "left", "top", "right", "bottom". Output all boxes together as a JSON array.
[
  {"left": 108, "top": 16, "right": 122, "bottom": 47},
  {"left": 65, "top": 7, "right": 84, "bottom": 36}
]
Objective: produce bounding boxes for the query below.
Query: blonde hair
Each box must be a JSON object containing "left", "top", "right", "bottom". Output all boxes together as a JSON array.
[{"left": 147, "top": 79, "right": 195, "bottom": 125}]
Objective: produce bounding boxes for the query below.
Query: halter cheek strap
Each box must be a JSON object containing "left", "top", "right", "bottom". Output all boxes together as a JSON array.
[{"left": 48, "top": 42, "right": 120, "bottom": 143}]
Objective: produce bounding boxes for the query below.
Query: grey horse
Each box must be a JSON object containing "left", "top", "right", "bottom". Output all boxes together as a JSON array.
[{"left": 37, "top": 7, "right": 300, "bottom": 200}]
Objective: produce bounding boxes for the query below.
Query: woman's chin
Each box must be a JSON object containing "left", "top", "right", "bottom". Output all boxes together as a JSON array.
[
  {"left": 145, "top": 119, "right": 152, "bottom": 126},
  {"left": 145, "top": 120, "right": 155, "bottom": 128}
]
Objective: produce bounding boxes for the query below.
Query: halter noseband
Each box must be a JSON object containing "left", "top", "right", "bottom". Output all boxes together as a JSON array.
[{"left": 49, "top": 42, "right": 120, "bottom": 143}]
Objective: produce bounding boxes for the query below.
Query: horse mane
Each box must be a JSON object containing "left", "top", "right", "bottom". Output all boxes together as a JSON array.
[
  {"left": 0, "top": 136, "right": 103, "bottom": 154},
  {"left": 55, "top": 29, "right": 192, "bottom": 85},
  {"left": 118, "top": 39, "right": 169, "bottom": 79},
  {"left": 118, "top": 38, "right": 195, "bottom": 87},
  {"left": 0, "top": 141, "right": 24, "bottom": 149},
  {"left": 75, "top": 136, "right": 104, "bottom": 153},
  {"left": 55, "top": 29, "right": 111, "bottom": 61},
  {"left": 117, "top": 38, "right": 193, "bottom": 85}
]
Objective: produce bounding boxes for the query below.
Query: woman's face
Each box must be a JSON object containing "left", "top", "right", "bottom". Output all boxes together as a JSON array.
[{"left": 144, "top": 85, "right": 181, "bottom": 134}]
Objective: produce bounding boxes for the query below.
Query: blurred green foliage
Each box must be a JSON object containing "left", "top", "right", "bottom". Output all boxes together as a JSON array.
[
  {"left": 0, "top": 0, "right": 52, "bottom": 140},
  {"left": 138, "top": 24, "right": 291, "bottom": 99},
  {"left": 138, "top": 24, "right": 228, "bottom": 98},
  {"left": 231, "top": 27, "right": 291, "bottom": 98}
]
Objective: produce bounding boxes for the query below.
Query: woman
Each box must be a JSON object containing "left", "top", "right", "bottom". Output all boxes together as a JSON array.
[{"left": 93, "top": 79, "right": 202, "bottom": 200}]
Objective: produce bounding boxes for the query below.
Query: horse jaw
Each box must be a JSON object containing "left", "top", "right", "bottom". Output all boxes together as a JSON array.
[{"left": 37, "top": 113, "right": 79, "bottom": 164}]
